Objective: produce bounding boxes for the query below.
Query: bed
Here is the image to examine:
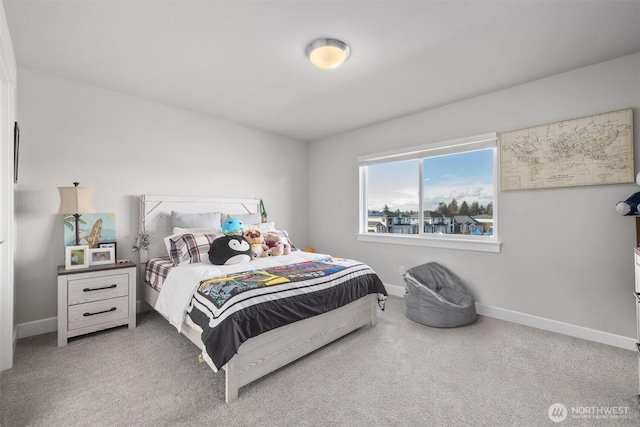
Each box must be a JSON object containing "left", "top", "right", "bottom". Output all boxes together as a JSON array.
[{"left": 138, "top": 195, "right": 387, "bottom": 402}]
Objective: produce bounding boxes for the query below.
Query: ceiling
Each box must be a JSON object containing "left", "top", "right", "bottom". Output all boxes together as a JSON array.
[{"left": 4, "top": 1, "right": 640, "bottom": 142}]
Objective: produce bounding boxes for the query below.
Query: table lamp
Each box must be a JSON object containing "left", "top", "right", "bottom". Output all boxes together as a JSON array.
[{"left": 58, "top": 182, "right": 96, "bottom": 245}]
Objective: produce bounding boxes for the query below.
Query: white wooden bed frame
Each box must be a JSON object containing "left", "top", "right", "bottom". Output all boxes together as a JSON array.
[{"left": 138, "top": 195, "right": 378, "bottom": 403}]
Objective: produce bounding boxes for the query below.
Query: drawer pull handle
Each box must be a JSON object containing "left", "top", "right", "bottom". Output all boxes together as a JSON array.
[
  {"left": 635, "top": 293, "right": 640, "bottom": 304},
  {"left": 83, "top": 284, "right": 117, "bottom": 292},
  {"left": 83, "top": 307, "right": 117, "bottom": 317}
]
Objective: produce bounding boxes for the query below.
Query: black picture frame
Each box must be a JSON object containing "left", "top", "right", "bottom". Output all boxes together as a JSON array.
[
  {"left": 98, "top": 241, "right": 117, "bottom": 257},
  {"left": 13, "top": 122, "right": 19, "bottom": 183}
]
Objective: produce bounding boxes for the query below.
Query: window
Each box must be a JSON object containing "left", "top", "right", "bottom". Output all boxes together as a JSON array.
[{"left": 358, "top": 133, "right": 500, "bottom": 253}]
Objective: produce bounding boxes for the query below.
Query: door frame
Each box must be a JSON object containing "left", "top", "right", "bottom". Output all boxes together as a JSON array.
[{"left": 0, "top": 2, "right": 17, "bottom": 372}]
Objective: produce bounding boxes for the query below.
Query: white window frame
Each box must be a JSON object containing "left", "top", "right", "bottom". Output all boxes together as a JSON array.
[{"left": 358, "top": 132, "right": 501, "bottom": 253}]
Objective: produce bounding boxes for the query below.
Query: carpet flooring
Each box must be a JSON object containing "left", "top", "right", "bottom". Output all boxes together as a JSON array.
[{"left": 1, "top": 296, "right": 639, "bottom": 426}]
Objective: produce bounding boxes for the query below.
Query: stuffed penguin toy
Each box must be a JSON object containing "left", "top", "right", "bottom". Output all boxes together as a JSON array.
[
  {"left": 616, "top": 192, "right": 640, "bottom": 216},
  {"left": 208, "top": 235, "right": 252, "bottom": 265},
  {"left": 616, "top": 173, "right": 640, "bottom": 216}
]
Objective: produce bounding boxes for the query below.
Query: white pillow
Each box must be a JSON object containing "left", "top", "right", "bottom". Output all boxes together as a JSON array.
[
  {"left": 173, "top": 227, "right": 222, "bottom": 235},
  {"left": 243, "top": 222, "right": 276, "bottom": 233}
]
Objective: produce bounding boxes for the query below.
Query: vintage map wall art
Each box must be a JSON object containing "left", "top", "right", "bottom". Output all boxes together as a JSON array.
[{"left": 499, "top": 108, "right": 633, "bottom": 191}]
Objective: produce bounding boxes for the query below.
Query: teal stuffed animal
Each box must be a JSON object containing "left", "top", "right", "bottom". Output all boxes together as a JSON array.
[{"left": 222, "top": 216, "right": 245, "bottom": 235}]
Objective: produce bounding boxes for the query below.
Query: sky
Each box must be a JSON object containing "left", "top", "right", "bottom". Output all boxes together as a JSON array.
[{"left": 366, "top": 148, "right": 494, "bottom": 212}]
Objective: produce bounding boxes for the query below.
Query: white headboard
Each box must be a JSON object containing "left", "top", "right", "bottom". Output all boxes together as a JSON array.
[{"left": 139, "top": 195, "right": 261, "bottom": 262}]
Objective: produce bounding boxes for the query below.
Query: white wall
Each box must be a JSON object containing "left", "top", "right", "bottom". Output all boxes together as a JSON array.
[
  {"left": 309, "top": 53, "right": 640, "bottom": 339},
  {"left": 14, "top": 67, "right": 308, "bottom": 325},
  {"left": 0, "top": 0, "right": 16, "bottom": 371}
]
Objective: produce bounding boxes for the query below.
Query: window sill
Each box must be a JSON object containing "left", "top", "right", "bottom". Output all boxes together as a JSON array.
[{"left": 356, "top": 233, "right": 501, "bottom": 253}]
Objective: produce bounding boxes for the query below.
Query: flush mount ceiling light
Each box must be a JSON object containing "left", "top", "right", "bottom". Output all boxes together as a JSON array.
[{"left": 305, "top": 38, "right": 350, "bottom": 69}]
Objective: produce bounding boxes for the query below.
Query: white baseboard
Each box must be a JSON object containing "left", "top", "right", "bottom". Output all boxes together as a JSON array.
[
  {"left": 17, "top": 316, "right": 57, "bottom": 339},
  {"left": 384, "top": 283, "right": 405, "bottom": 297},
  {"left": 16, "top": 294, "right": 637, "bottom": 352},
  {"left": 17, "top": 302, "right": 146, "bottom": 339},
  {"left": 383, "top": 283, "right": 636, "bottom": 351},
  {"left": 475, "top": 302, "right": 637, "bottom": 351}
]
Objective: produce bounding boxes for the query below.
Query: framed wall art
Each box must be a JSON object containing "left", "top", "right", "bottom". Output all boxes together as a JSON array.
[
  {"left": 499, "top": 108, "right": 633, "bottom": 191},
  {"left": 63, "top": 212, "right": 116, "bottom": 248}
]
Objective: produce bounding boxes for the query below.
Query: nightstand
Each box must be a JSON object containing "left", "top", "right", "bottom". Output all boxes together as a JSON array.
[{"left": 57, "top": 261, "right": 136, "bottom": 346}]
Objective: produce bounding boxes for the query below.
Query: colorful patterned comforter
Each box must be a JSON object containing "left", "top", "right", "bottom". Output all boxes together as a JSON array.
[{"left": 187, "top": 257, "right": 387, "bottom": 370}]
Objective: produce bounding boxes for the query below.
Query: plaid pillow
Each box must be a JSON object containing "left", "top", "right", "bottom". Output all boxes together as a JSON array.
[{"left": 168, "top": 233, "right": 217, "bottom": 265}]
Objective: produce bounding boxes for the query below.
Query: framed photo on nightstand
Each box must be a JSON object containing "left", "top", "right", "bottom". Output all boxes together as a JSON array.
[
  {"left": 99, "top": 241, "right": 117, "bottom": 256},
  {"left": 89, "top": 247, "right": 115, "bottom": 266},
  {"left": 65, "top": 245, "right": 89, "bottom": 270}
]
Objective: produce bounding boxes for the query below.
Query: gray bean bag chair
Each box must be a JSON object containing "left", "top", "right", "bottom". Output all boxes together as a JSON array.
[{"left": 404, "top": 262, "right": 476, "bottom": 328}]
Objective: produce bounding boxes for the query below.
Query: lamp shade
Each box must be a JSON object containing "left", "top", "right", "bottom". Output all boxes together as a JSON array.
[
  {"left": 57, "top": 184, "right": 96, "bottom": 214},
  {"left": 305, "top": 38, "right": 350, "bottom": 69}
]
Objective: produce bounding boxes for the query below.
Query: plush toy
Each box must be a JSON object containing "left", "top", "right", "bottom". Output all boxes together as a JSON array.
[
  {"left": 243, "top": 228, "right": 269, "bottom": 259},
  {"left": 222, "top": 215, "right": 245, "bottom": 235},
  {"left": 208, "top": 235, "right": 252, "bottom": 265},
  {"left": 616, "top": 173, "right": 640, "bottom": 216},
  {"left": 265, "top": 232, "right": 291, "bottom": 256},
  {"left": 617, "top": 192, "right": 640, "bottom": 216}
]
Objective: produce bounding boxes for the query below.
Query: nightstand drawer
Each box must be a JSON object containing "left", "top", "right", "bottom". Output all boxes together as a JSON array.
[
  {"left": 67, "top": 297, "right": 129, "bottom": 331},
  {"left": 68, "top": 273, "right": 129, "bottom": 305}
]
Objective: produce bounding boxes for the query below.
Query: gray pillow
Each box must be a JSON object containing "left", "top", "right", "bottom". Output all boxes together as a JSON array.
[
  {"left": 225, "top": 213, "right": 261, "bottom": 227},
  {"left": 171, "top": 211, "right": 222, "bottom": 229}
]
